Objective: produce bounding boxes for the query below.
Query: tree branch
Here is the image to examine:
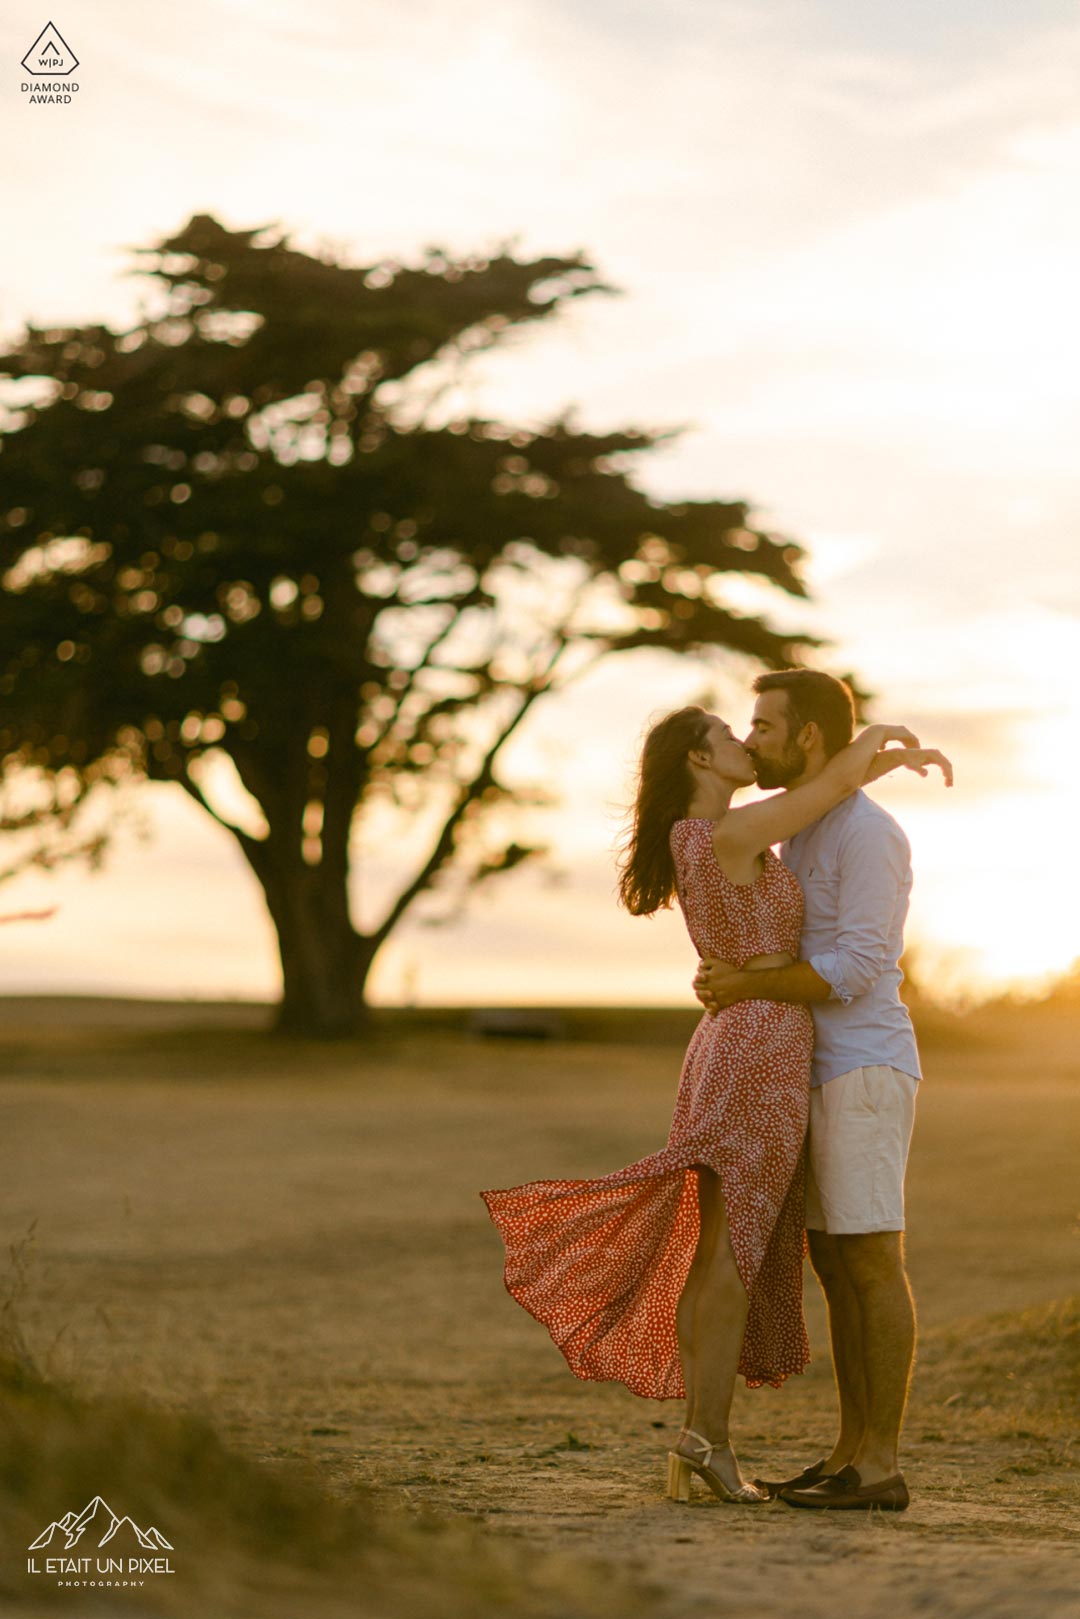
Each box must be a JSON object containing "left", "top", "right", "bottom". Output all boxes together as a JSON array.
[
  {"left": 366, "top": 658, "right": 561, "bottom": 950},
  {"left": 176, "top": 768, "right": 270, "bottom": 876},
  {"left": 369, "top": 602, "right": 474, "bottom": 752}
]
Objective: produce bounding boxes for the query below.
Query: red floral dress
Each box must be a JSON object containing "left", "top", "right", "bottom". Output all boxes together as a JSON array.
[{"left": 480, "top": 818, "right": 813, "bottom": 1398}]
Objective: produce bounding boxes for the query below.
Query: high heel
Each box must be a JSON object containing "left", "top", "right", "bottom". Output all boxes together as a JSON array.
[
  {"left": 666, "top": 1429, "right": 768, "bottom": 1504},
  {"left": 667, "top": 1451, "right": 693, "bottom": 1501}
]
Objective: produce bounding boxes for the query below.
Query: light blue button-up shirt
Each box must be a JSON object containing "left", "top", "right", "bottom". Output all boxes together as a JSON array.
[{"left": 780, "top": 790, "right": 921, "bottom": 1088}]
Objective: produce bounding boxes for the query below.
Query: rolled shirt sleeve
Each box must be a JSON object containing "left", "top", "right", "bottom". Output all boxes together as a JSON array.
[{"left": 807, "top": 816, "right": 911, "bottom": 1004}]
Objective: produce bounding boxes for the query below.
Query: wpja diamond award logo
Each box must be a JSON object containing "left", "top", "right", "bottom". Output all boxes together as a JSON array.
[
  {"left": 27, "top": 1495, "right": 175, "bottom": 1589},
  {"left": 20, "top": 20, "right": 79, "bottom": 103}
]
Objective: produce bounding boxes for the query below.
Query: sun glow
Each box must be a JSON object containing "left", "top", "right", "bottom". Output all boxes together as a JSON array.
[{"left": 1, "top": 0, "right": 1078, "bottom": 1005}]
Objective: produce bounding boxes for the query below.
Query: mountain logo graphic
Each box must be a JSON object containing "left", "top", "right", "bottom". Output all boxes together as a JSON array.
[
  {"left": 28, "top": 1496, "right": 173, "bottom": 1552},
  {"left": 21, "top": 21, "right": 79, "bottom": 75}
]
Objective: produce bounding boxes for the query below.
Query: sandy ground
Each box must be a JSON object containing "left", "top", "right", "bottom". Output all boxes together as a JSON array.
[{"left": 1, "top": 998, "right": 1078, "bottom": 1618}]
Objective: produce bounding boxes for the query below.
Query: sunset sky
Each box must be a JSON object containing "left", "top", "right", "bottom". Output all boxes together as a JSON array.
[{"left": 1, "top": 0, "right": 1078, "bottom": 1005}]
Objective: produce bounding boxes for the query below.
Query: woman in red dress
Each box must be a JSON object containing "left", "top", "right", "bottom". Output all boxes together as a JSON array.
[{"left": 481, "top": 706, "right": 929, "bottom": 1503}]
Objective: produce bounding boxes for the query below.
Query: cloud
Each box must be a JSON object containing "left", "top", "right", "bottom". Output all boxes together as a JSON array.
[{"left": 2, "top": 0, "right": 1079, "bottom": 1000}]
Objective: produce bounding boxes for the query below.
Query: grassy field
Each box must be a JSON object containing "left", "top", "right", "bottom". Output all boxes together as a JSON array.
[{"left": 0, "top": 996, "right": 1077, "bottom": 1617}]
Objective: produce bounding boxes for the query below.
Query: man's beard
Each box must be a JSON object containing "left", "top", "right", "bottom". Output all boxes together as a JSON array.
[{"left": 751, "top": 741, "right": 807, "bottom": 789}]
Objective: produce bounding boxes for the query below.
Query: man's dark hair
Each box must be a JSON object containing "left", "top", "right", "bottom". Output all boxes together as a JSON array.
[{"left": 753, "top": 669, "right": 855, "bottom": 759}]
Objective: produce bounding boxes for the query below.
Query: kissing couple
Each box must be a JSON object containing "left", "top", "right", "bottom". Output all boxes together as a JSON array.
[{"left": 482, "top": 668, "right": 951, "bottom": 1512}]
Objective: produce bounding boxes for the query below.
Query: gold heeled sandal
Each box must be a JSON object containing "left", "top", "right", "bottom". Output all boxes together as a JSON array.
[{"left": 666, "top": 1428, "right": 768, "bottom": 1504}]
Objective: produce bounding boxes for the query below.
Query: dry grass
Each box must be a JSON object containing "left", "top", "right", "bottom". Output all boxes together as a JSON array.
[
  {"left": 0, "top": 996, "right": 1077, "bottom": 1618},
  {"left": 0, "top": 1330, "right": 661, "bottom": 1619}
]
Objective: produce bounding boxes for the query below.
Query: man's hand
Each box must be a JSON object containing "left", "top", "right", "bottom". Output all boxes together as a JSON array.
[
  {"left": 693, "top": 956, "right": 835, "bottom": 1012},
  {"left": 692, "top": 958, "right": 746, "bottom": 1016}
]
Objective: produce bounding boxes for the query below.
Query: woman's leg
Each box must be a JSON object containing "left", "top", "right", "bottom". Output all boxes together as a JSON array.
[
  {"left": 675, "top": 1168, "right": 712, "bottom": 1432},
  {"left": 678, "top": 1168, "right": 752, "bottom": 1489}
]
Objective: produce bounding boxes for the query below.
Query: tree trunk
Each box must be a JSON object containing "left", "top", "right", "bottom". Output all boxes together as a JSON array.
[
  {"left": 274, "top": 904, "right": 375, "bottom": 1037},
  {"left": 225, "top": 694, "right": 376, "bottom": 1038},
  {"left": 252, "top": 852, "right": 375, "bottom": 1038}
]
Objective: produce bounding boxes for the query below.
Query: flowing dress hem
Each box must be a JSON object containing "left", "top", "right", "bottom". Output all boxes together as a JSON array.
[
  {"left": 480, "top": 1176, "right": 810, "bottom": 1400},
  {"left": 491, "top": 1259, "right": 810, "bottom": 1398}
]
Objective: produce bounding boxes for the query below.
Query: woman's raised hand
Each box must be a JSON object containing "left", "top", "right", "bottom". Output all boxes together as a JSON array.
[
  {"left": 863, "top": 745, "right": 953, "bottom": 787},
  {"left": 866, "top": 723, "right": 921, "bottom": 750}
]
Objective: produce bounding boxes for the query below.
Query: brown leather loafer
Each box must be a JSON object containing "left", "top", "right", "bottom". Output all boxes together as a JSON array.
[
  {"left": 753, "top": 1458, "right": 830, "bottom": 1499},
  {"left": 780, "top": 1463, "right": 909, "bottom": 1511}
]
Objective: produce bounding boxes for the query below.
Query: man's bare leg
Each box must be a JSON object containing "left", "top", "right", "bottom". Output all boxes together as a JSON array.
[
  {"left": 808, "top": 1229, "right": 868, "bottom": 1472},
  {"left": 836, "top": 1230, "right": 916, "bottom": 1483}
]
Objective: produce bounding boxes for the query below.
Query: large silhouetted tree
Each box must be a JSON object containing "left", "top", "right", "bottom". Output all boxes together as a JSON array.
[{"left": 0, "top": 214, "right": 819, "bottom": 1036}]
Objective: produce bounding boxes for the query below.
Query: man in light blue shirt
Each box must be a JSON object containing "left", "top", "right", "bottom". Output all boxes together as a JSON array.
[
  {"left": 694, "top": 669, "right": 945, "bottom": 1514},
  {"left": 782, "top": 790, "right": 921, "bottom": 1093}
]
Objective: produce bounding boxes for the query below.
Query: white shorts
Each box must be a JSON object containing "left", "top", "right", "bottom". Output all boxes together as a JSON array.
[{"left": 804, "top": 1065, "right": 918, "bottom": 1235}]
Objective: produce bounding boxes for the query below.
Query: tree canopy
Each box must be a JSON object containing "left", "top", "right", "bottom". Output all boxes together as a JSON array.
[{"left": 0, "top": 213, "right": 819, "bottom": 1035}]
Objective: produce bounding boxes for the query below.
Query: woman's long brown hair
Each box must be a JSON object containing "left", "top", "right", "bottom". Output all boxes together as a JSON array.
[{"left": 617, "top": 706, "right": 711, "bottom": 916}]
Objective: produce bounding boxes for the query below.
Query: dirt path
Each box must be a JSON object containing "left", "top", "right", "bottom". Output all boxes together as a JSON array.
[{"left": 1, "top": 1003, "right": 1078, "bottom": 1617}]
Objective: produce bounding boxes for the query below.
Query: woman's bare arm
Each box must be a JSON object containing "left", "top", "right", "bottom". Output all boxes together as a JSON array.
[{"left": 712, "top": 724, "right": 918, "bottom": 860}]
